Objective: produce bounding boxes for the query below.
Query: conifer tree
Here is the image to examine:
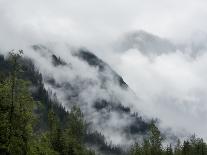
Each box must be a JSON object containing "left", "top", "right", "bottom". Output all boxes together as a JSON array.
[
  {"left": 174, "top": 139, "right": 182, "bottom": 155},
  {"left": 166, "top": 144, "right": 173, "bottom": 155},
  {"left": 149, "top": 120, "right": 163, "bottom": 155},
  {"left": 0, "top": 50, "right": 35, "bottom": 155}
]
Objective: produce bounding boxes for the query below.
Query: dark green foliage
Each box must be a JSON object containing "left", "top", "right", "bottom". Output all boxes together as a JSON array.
[
  {"left": 0, "top": 80, "right": 12, "bottom": 154},
  {"left": 0, "top": 51, "right": 35, "bottom": 155},
  {"left": 130, "top": 121, "right": 163, "bottom": 155},
  {"left": 148, "top": 121, "right": 163, "bottom": 155},
  {"left": 166, "top": 145, "right": 173, "bottom": 155},
  {"left": 84, "top": 131, "right": 124, "bottom": 155},
  {"left": 0, "top": 51, "right": 95, "bottom": 155},
  {"left": 130, "top": 125, "right": 207, "bottom": 155},
  {"left": 45, "top": 106, "right": 96, "bottom": 155},
  {"left": 0, "top": 52, "right": 118, "bottom": 154}
]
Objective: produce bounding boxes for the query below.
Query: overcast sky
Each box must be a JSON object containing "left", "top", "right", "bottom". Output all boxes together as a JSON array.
[
  {"left": 1, "top": 0, "right": 207, "bottom": 48},
  {"left": 1, "top": 0, "right": 207, "bottom": 141}
]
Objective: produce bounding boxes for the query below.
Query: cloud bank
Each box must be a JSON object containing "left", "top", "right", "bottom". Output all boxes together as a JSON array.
[{"left": 1, "top": 0, "right": 207, "bottom": 144}]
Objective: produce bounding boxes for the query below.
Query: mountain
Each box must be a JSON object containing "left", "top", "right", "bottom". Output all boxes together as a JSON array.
[
  {"left": 1, "top": 32, "right": 207, "bottom": 154},
  {"left": 117, "top": 30, "right": 207, "bottom": 58},
  {"left": 118, "top": 30, "right": 176, "bottom": 56},
  {"left": 0, "top": 53, "right": 131, "bottom": 155},
  {"left": 30, "top": 45, "right": 150, "bottom": 147},
  {"left": 0, "top": 34, "right": 183, "bottom": 153}
]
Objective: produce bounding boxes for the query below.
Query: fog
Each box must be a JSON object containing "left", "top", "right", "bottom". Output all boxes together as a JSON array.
[{"left": 1, "top": 0, "right": 207, "bottom": 145}]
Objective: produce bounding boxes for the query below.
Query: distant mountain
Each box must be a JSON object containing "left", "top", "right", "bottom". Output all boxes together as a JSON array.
[
  {"left": 118, "top": 30, "right": 176, "bottom": 56},
  {"left": 118, "top": 30, "right": 207, "bottom": 58}
]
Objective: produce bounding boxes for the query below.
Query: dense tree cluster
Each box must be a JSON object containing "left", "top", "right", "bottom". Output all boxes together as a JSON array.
[
  {"left": 0, "top": 51, "right": 95, "bottom": 155},
  {"left": 130, "top": 122, "right": 207, "bottom": 155}
]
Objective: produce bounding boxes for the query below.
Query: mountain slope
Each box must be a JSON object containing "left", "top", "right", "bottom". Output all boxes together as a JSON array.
[{"left": 29, "top": 44, "right": 150, "bottom": 146}]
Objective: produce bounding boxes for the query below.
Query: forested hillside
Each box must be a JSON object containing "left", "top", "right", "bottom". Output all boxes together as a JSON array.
[
  {"left": 1, "top": 51, "right": 207, "bottom": 155},
  {"left": 0, "top": 51, "right": 98, "bottom": 155}
]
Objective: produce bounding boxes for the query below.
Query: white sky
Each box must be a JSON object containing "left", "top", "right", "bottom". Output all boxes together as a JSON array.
[{"left": 1, "top": 0, "right": 207, "bottom": 47}]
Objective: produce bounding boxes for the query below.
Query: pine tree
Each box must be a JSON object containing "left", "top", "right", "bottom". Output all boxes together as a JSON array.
[
  {"left": 166, "top": 144, "right": 173, "bottom": 155},
  {"left": 0, "top": 79, "right": 11, "bottom": 154},
  {"left": 174, "top": 139, "right": 182, "bottom": 155},
  {"left": 142, "top": 138, "right": 151, "bottom": 155},
  {"left": 0, "top": 51, "right": 35, "bottom": 155},
  {"left": 62, "top": 105, "right": 95, "bottom": 155},
  {"left": 149, "top": 120, "right": 163, "bottom": 155},
  {"left": 182, "top": 141, "right": 190, "bottom": 155},
  {"left": 48, "top": 109, "right": 64, "bottom": 154},
  {"left": 130, "top": 142, "right": 143, "bottom": 155}
]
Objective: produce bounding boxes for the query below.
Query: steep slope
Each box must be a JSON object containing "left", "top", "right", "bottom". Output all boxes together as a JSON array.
[
  {"left": 29, "top": 44, "right": 150, "bottom": 146},
  {"left": 0, "top": 54, "right": 128, "bottom": 155},
  {"left": 74, "top": 49, "right": 128, "bottom": 88}
]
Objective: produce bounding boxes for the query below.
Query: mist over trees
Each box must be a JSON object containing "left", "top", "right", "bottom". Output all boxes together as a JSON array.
[
  {"left": 130, "top": 124, "right": 207, "bottom": 155},
  {"left": 1, "top": 51, "right": 207, "bottom": 155},
  {"left": 0, "top": 51, "right": 95, "bottom": 155}
]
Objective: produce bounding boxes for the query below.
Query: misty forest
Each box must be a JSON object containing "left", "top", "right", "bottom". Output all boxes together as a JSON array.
[
  {"left": 1, "top": 0, "right": 207, "bottom": 155},
  {"left": 0, "top": 50, "right": 207, "bottom": 155}
]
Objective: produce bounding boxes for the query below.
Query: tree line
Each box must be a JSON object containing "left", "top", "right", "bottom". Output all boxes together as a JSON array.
[{"left": 130, "top": 122, "right": 207, "bottom": 155}]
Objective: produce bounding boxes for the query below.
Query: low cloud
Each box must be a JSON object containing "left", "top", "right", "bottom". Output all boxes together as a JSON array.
[
  {"left": 112, "top": 37, "right": 207, "bottom": 140},
  {"left": 1, "top": 0, "right": 207, "bottom": 145}
]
